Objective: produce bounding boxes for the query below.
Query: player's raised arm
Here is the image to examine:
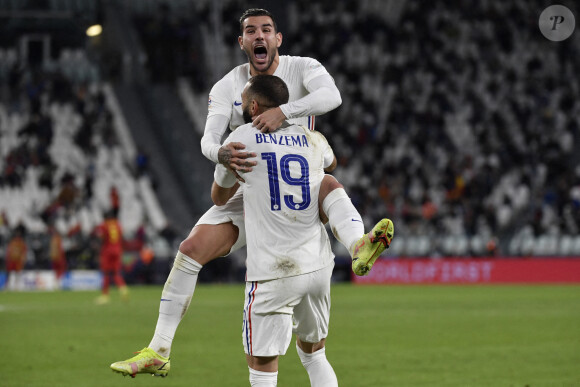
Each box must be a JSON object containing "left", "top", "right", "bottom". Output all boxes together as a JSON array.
[
  {"left": 211, "top": 128, "right": 247, "bottom": 205},
  {"left": 200, "top": 114, "right": 230, "bottom": 163},
  {"left": 252, "top": 71, "right": 342, "bottom": 133},
  {"left": 282, "top": 73, "right": 342, "bottom": 120},
  {"left": 201, "top": 98, "right": 256, "bottom": 174}
]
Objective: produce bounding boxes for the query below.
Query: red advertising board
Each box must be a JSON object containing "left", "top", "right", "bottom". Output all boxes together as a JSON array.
[{"left": 352, "top": 258, "right": 580, "bottom": 284}]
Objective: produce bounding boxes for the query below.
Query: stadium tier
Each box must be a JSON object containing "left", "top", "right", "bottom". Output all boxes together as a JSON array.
[{"left": 0, "top": 0, "right": 579, "bottom": 286}]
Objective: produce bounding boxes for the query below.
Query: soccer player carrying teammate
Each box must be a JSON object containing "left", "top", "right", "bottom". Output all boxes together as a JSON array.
[
  {"left": 94, "top": 210, "right": 129, "bottom": 305},
  {"left": 111, "top": 8, "right": 393, "bottom": 378}
]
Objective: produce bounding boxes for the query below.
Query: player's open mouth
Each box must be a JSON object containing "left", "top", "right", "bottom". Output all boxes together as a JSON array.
[{"left": 254, "top": 46, "right": 267, "bottom": 63}]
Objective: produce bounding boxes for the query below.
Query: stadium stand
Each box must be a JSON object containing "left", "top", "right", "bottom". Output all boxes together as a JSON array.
[
  {"left": 0, "top": 42, "right": 173, "bottom": 274},
  {"left": 177, "top": 0, "right": 580, "bottom": 257},
  {"left": 0, "top": 0, "right": 579, "bottom": 286}
]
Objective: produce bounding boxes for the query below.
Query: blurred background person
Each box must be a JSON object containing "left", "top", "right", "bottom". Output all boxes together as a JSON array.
[
  {"left": 94, "top": 210, "right": 128, "bottom": 304},
  {"left": 48, "top": 222, "right": 67, "bottom": 286},
  {"left": 5, "top": 224, "right": 28, "bottom": 291}
]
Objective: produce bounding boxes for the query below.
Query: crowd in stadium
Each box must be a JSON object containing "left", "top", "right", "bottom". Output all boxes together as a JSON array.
[
  {"left": 0, "top": 49, "right": 169, "bottom": 276},
  {"left": 279, "top": 0, "right": 580, "bottom": 254},
  {"left": 1, "top": 0, "right": 579, "bottom": 279},
  {"left": 168, "top": 0, "right": 579, "bottom": 256}
]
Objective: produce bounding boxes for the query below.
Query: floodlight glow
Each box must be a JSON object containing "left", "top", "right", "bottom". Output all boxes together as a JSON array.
[{"left": 86, "top": 24, "right": 103, "bottom": 37}]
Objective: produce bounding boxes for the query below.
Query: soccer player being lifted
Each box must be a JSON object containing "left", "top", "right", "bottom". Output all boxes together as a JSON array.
[
  {"left": 213, "top": 74, "right": 345, "bottom": 386},
  {"left": 111, "top": 8, "right": 393, "bottom": 378}
]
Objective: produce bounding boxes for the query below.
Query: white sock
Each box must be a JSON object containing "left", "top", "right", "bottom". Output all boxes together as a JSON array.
[
  {"left": 15, "top": 272, "right": 24, "bottom": 291},
  {"left": 249, "top": 367, "right": 278, "bottom": 386},
  {"left": 148, "top": 251, "right": 202, "bottom": 358},
  {"left": 7, "top": 273, "right": 16, "bottom": 291},
  {"left": 296, "top": 345, "right": 338, "bottom": 387},
  {"left": 323, "top": 188, "right": 364, "bottom": 255}
]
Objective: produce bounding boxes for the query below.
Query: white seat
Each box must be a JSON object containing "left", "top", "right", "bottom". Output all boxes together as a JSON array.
[
  {"left": 533, "top": 235, "right": 559, "bottom": 257},
  {"left": 508, "top": 235, "right": 522, "bottom": 256},
  {"left": 418, "top": 236, "right": 432, "bottom": 256},
  {"left": 520, "top": 236, "right": 535, "bottom": 256},
  {"left": 441, "top": 236, "right": 456, "bottom": 256},
  {"left": 406, "top": 235, "right": 431, "bottom": 257},
  {"left": 455, "top": 235, "right": 469, "bottom": 256},
  {"left": 559, "top": 235, "right": 573, "bottom": 256},
  {"left": 470, "top": 235, "right": 486, "bottom": 256},
  {"left": 403, "top": 236, "right": 417, "bottom": 256},
  {"left": 387, "top": 235, "right": 404, "bottom": 256},
  {"left": 570, "top": 236, "right": 580, "bottom": 257}
]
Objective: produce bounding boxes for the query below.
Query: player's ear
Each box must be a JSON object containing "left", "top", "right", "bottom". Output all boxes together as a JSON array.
[
  {"left": 238, "top": 35, "right": 244, "bottom": 49},
  {"left": 250, "top": 99, "right": 259, "bottom": 116},
  {"left": 276, "top": 32, "right": 282, "bottom": 48}
]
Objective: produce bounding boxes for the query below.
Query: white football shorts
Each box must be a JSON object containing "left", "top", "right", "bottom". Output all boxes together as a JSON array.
[
  {"left": 242, "top": 262, "right": 334, "bottom": 357},
  {"left": 194, "top": 188, "right": 246, "bottom": 255}
]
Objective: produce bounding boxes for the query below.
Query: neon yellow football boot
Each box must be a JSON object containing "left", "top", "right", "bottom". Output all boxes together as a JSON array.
[
  {"left": 351, "top": 218, "right": 394, "bottom": 276},
  {"left": 110, "top": 347, "right": 170, "bottom": 378},
  {"left": 119, "top": 285, "right": 129, "bottom": 302},
  {"left": 94, "top": 294, "right": 110, "bottom": 305}
]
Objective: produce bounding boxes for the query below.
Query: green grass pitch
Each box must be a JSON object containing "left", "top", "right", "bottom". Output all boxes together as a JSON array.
[{"left": 1, "top": 284, "right": 579, "bottom": 386}]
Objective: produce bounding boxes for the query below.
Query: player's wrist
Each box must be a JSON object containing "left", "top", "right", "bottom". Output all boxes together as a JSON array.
[
  {"left": 279, "top": 104, "right": 291, "bottom": 120},
  {"left": 214, "top": 164, "right": 237, "bottom": 188},
  {"left": 204, "top": 143, "right": 221, "bottom": 164},
  {"left": 217, "top": 146, "right": 232, "bottom": 166}
]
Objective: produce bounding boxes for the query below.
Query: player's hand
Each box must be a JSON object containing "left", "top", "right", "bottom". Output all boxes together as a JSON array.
[
  {"left": 218, "top": 142, "right": 257, "bottom": 182},
  {"left": 253, "top": 107, "right": 287, "bottom": 133}
]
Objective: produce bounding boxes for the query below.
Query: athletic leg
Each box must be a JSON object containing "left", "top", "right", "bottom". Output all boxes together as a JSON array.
[
  {"left": 291, "top": 263, "right": 336, "bottom": 386},
  {"left": 102, "top": 270, "right": 111, "bottom": 295},
  {"left": 296, "top": 338, "right": 338, "bottom": 387},
  {"left": 148, "top": 222, "right": 239, "bottom": 357},
  {"left": 112, "top": 191, "right": 246, "bottom": 376},
  {"left": 319, "top": 175, "right": 365, "bottom": 254},
  {"left": 179, "top": 221, "right": 239, "bottom": 265},
  {"left": 319, "top": 175, "right": 395, "bottom": 275},
  {"left": 242, "top": 277, "right": 287, "bottom": 387},
  {"left": 96, "top": 269, "right": 112, "bottom": 304},
  {"left": 113, "top": 265, "right": 129, "bottom": 300},
  {"left": 113, "top": 272, "right": 126, "bottom": 288},
  {"left": 247, "top": 356, "right": 278, "bottom": 386}
]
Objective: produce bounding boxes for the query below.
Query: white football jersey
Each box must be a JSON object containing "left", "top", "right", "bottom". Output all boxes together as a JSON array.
[
  {"left": 221, "top": 122, "right": 335, "bottom": 281},
  {"left": 207, "top": 56, "right": 330, "bottom": 132}
]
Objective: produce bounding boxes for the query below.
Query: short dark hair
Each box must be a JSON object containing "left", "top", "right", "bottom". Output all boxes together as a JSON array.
[
  {"left": 239, "top": 8, "right": 277, "bottom": 34},
  {"left": 247, "top": 75, "right": 289, "bottom": 107}
]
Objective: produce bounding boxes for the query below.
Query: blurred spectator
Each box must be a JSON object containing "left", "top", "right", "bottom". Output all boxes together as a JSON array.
[
  {"left": 48, "top": 223, "right": 67, "bottom": 281},
  {"left": 135, "top": 148, "right": 150, "bottom": 177},
  {"left": 94, "top": 210, "right": 128, "bottom": 304},
  {"left": 1, "top": 0, "right": 579, "bottom": 262},
  {"left": 279, "top": 0, "right": 580, "bottom": 249},
  {"left": 5, "top": 225, "right": 27, "bottom": 291},
  {"left": 53, "top": 173, "right": 81, "bottom": 212},
  {"left": 110, "top": 186, "right": 120, "bottom": 215},
  {"left": 135, "top": 244, "right": 155, "bottom": 284},
  {"left": 486, "top": 237, "right": 499, "bottom": 257},
  {"left": 25, "top": 69, "right": 45, "bottom": 114}
]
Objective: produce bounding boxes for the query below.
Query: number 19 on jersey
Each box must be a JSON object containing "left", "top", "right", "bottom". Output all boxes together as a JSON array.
[{"left": 261, "top": 152, "right": 311, "bottom": 211}]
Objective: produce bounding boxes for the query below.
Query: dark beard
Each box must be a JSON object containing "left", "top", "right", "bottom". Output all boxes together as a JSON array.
[
  {"left": 246, "top": 49, "right": 276, "bottom": 74},
  {"left": 243, "top": 108, "right": 252, "bottom": 124}
]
